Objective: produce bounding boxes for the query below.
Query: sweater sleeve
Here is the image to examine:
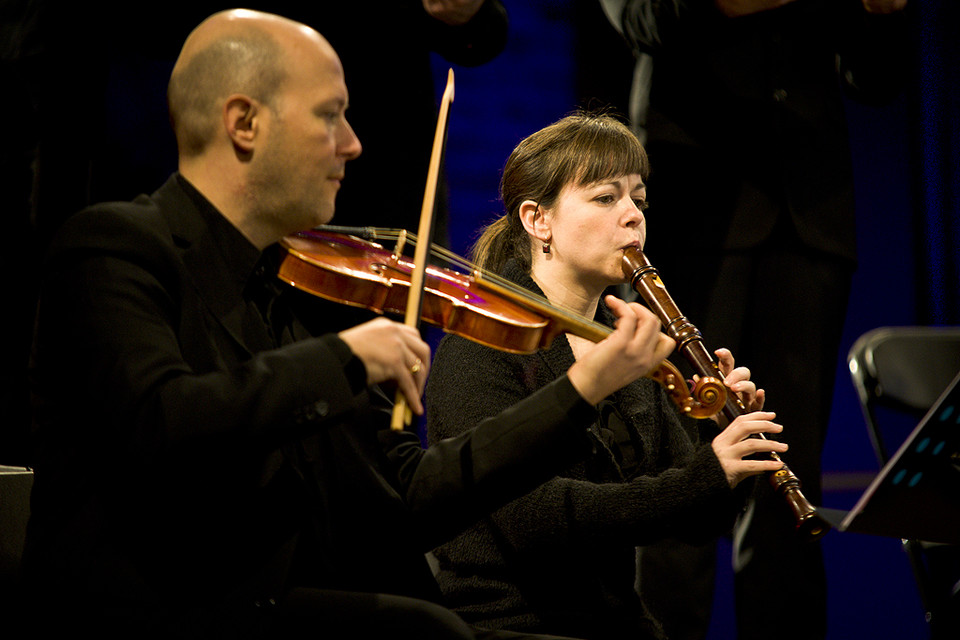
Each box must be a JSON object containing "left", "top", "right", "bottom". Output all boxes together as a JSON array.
[
  {"left": 385, "top": 373, "right": 596, "bottom": 548},
  {"left": 426, "top": 334, "right": 740, "bottom": 551}
]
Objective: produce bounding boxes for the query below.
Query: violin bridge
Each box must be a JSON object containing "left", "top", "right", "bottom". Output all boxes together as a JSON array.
[{"left": 393, "top": 229, "right": 408, "bottom": 260}]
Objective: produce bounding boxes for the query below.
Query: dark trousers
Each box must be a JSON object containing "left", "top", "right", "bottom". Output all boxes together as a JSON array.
[
  {"left": 21, "top": 586, "right": 584, "bottom": 639},
  {"left": 279, "top": 588, "right": 583, "bottom": 639}
]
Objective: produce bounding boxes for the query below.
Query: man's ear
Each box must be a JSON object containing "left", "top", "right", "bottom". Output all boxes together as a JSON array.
[
  {"left": 223, "top": 94, "right": 259, "bottom": 154},
  {"left": 519, "top": 200, "right": 551, "bottom": 244}
]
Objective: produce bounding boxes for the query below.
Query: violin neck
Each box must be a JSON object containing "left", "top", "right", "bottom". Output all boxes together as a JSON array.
[
  {"left": 307, "top": 224, "right": 613, "bottom": 346},
  {"left": 473, "top": 273, "right": 610, "bottom": 346}
]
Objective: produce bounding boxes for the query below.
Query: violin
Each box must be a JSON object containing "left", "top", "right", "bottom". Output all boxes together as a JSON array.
[
  {"left": 278, "top": 226, "right": 727, "bottom": 419},
  {"left": 279, "top": 71, "right": 721, "bottom": 425}
]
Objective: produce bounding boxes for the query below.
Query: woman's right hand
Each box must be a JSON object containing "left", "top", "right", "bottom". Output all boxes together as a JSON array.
[
  {"left": 712, "top": 411, "right": 787, "bottom": 487},
  {"left": 567, "top": 295, "right": 675, "bottom": 405}
]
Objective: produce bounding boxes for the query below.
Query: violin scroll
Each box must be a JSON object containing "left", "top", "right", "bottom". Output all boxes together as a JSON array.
[
  {"left": 688, "top": 375, "right": 728, "bottom": 419},
  {"left": 647, "top": 363, "right": 726, "bottom": 419}
]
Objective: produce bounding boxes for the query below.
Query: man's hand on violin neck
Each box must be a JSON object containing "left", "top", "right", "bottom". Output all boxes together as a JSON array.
[{"left": 339, "top": 318, "right": 431, "bottom": 415}]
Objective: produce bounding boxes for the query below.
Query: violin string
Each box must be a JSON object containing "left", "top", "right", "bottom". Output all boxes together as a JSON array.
[{"left": 315, "top": 225, "right": 612, "bottom": 337}]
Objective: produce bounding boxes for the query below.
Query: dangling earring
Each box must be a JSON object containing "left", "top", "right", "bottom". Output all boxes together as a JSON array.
[{"left": 542, "top": 242, "right": 551, "bottom": 254}]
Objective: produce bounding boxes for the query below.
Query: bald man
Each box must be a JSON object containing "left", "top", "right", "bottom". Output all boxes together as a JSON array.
[{"left": 21, "top": 10, "right": 656, "bottom": 639}]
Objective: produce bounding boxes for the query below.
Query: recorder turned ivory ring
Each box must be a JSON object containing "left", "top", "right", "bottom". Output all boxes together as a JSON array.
[{"left": 410, "top": 359, "right": 422, "bottom": 375}]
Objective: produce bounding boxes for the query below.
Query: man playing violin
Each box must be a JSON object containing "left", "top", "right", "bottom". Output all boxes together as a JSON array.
[{"left": 23, "top": 9, "right": 695, "bottom": 639}]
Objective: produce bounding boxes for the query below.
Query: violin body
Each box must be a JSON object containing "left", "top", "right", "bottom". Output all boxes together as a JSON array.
[{"left": 280, "top": 230, "right": 551, "bottom": 354}]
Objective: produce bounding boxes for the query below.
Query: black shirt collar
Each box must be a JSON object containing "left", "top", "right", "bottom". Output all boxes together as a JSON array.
[{"left": 175, "top": 173, "right": 265, "bottom": 300}]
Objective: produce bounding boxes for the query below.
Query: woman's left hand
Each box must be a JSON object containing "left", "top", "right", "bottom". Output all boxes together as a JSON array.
[{"left": 709, "top": 347, "right": 765, "bottom": 423}]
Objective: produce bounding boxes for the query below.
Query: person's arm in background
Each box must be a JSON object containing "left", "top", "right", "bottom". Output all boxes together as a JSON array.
[
  {"left": 422, "top": 0, "right": 509, "bottom": 66},
  {"left": 839, "top": 0, "right": 911, "bottom": 105},
  {"left": 601, "top": 0, "right": 711, "bottom": 52}
]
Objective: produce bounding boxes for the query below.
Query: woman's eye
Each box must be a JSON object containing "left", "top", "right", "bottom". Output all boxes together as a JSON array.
[
  {"left": 595, "top": 194, "right": 615, "bottom": 204},
  {"left": 634, "top": 199, "right": 650, "bottom": 211}
]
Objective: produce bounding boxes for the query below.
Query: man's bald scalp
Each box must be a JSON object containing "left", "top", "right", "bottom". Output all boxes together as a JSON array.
[{"left": 167, "top": 22, "right": 285, "bottom": 157}]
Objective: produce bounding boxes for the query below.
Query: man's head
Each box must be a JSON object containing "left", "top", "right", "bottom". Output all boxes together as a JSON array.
[{"left": 168, "top": 9, "right": 362, "bottom": 248}]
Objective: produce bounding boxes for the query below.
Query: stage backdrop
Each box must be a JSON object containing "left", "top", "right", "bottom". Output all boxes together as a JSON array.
[{"left": 432, "top": 2, "right": 958, "bottom": 639}]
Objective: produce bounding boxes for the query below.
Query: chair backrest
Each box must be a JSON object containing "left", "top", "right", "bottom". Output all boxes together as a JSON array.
[
  {"left": 848, "top": 326, "right": 960, "bottom": 464},
  {"left": 0, "top": 466, "right": 33, "bottom": 600}
]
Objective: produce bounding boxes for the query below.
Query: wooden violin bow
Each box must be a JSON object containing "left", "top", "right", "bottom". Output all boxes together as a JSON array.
[{"left": 390, "top": 68, "right": 455, "bottom": 430}]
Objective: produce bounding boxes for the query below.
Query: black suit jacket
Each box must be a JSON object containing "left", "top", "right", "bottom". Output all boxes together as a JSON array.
[
  {"left": 619, "top": 0, "right": 909, "bottom": 264},
  {"left": 23, "top": 174, "right": 595, "bottom": 633}
]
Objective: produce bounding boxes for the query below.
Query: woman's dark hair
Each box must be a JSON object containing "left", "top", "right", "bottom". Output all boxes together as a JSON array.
[{"left": 471, "top": 112, "right": 649, "bottom": 274}]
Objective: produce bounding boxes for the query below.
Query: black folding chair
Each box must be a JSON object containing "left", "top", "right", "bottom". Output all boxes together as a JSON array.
[{"left": 847, "top": 326, "right": 960, "bottom": 638}]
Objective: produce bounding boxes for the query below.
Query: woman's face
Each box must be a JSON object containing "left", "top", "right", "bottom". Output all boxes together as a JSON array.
[{"left": 542, "top": 173, "right": 647, "bottom": 292}]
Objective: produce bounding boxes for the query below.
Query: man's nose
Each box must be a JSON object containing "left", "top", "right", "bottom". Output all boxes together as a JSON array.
[{"left": 340, "top": 119, "right": 362, "bottom": 159}]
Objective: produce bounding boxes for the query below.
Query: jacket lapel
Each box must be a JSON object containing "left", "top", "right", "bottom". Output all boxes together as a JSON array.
[{"left": 152, "top": 176, "right": 273, "bottom": 357}]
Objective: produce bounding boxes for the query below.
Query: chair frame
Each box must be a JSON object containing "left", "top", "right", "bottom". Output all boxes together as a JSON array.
[{"left": 847, "top": 326, "right": 960, "bottom": 638}]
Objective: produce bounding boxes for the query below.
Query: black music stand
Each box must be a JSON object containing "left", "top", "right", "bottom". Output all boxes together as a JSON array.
[{"left": 821, "top": 369, "right": 960, "bottom": 543}]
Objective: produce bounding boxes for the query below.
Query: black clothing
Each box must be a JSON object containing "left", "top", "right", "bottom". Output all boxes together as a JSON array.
[
  {"left": 426, "top": 260, "right": 744, "bottom": 640},
  {"left": 23, "top": 174, "right": 597, "bottom": 637},
  {"left": 609, "top": 2, "right": 910, "bottom": 638}
]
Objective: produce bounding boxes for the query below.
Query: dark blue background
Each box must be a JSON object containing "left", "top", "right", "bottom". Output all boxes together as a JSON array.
[
  {"left": 430, "top": 1, "right": 958, "bottom": 638},
  {"left": 2, "top": 1, "right": 954, "bottom": 637}
]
